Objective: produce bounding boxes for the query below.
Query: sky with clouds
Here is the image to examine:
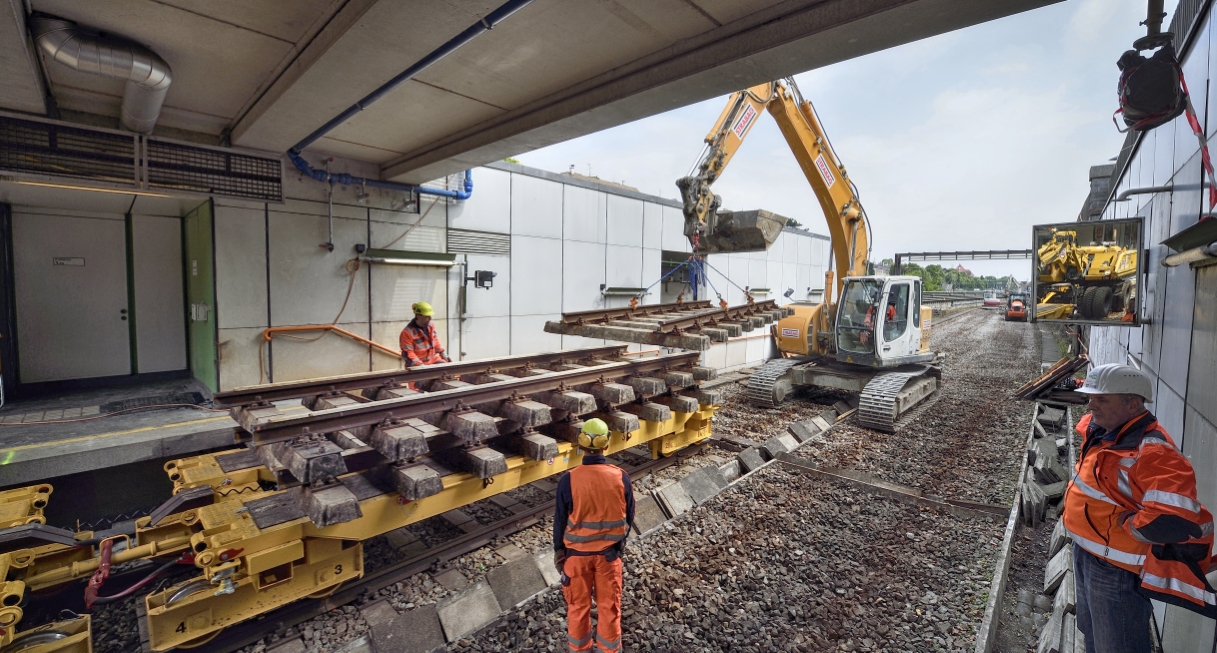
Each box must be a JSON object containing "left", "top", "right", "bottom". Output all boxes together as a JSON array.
[{"left": 515, "top": 0, "right": 1155, "bottom": 280}]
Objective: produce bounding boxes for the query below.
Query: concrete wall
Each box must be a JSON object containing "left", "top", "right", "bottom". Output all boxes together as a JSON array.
[
  {"left": 210, "top": 157, "right": 831, "bottom": 389},
  {"left": 1087, "top": 5, "right": 1217, "bottom": 648}
]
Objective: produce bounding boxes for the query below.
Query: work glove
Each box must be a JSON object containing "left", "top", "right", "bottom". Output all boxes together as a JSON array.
[
  {"left": 443, "top": 356, "right": 452, "bottom": 363},
  {"left": 553, "top": 549, "right": 566, "bottom": 574}
]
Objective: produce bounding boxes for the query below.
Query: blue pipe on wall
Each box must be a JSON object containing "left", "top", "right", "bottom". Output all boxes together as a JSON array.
[{"left": 287, "top": 152, "right": 473, "bottom": 199}]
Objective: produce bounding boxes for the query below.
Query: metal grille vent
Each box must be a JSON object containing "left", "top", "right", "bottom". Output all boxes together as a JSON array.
[
  {"left": 447, "top": 229, "right": 510, "bottom": 255},
  {"left": 0, "top": 114, "right": 137, "bottom": 185},
  {"left": 147, "top": 138, "right": 282, "bottom": 202}
]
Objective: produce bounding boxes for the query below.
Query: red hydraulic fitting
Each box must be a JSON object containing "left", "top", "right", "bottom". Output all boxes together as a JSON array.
[{"left": 83, "top": 538, "right": 115, "bottom": 609}]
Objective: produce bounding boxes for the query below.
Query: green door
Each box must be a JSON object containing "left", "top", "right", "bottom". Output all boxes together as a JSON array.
[{"left": 183, "top": 201, "right": 217, "bottom": 391}]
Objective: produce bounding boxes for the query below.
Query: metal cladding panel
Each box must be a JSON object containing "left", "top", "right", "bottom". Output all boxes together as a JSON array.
[
  {"left": 1154, "top": 120, "right": 1176, "bottom": 188},
  {"left": 369, "top": 321, "right": 410, "bottom": 371},
  {"left": 1161, "top": 586, "right": 1217, "bottom": 652},
  {"left": 605, "top": 244, "right": 643, "bottom": 289},
  {"left": 643, "top": 202, "right": 663, "bottom": 250},
  {"left": 563, "top": 185, "right": 606, "bottom": 243},
  {"left": 722, "top": 255, "right": 745, "bottom": 306},
  {"left": 745, "top": 335, "right": 767, "bottom": 364},
  {"left": 372, "top": 200, "right": 443, "bottom": 229},
  {"left": 749, "top": 259, "right": 766, "bottom": 290},
  {"left": 562, "top": 334, "right": 606, "bottom": 349},
  {"left": 461, "top": 316, "right": 511, "bottom": 360},
  {"left": 511, "top": 235, "right": 563, "bottom": 315},
  {"left": 369, "top": 265, "right": 446, "bottom": 322},
  {"left": 214, "top": 205, "right": 268, "bottom": 329},
  {"left": 606, "top": 195, "right": 644, "bottom": 247},
  {"left": 510, "top": 314, "right": 562, "bottom": 355},
  {"left": 1183, "top": 407, "right": 1217, "bottom": 517},
  {"left": 132, "top": 214, "right": 187, "bottom": 373},
  {"left": 798, "top": 234, "right": 813, "bottom": 264},
  {"left": 447, "top": 167, "right": 511, "bottom": 234},
  {"left": 1188, "top": 266, "right": 1217, "bottom": 427},
  {"left": 661, "top": 205, "right": 689, "bottom": 252},
  {"left": 562, "top": 240, "right": 605, "bottom": 312},
  {"left": 1171, "top": 152, "right": 1204, "bottom": 235},
  {"left": 510, "top": 173, "right": 562, "bottom": 239},
  {"left": 642, "top": 248, "right": 661, "bottom": 305},
  {"left": 376, "top": 224, "right": 445, "bottom": 254},
  {"left": 1158, "top": 262, "right": 1196, "bottom": 397},
  {"left": 1154, "top": 382, "right": 1186, "bottom": 449},
  {"left": 1126, "top": 323, "right": 1144, "bottom": 359},
  {"left": 462, "top": 253, "right": 511, "bottom": 318},
  {"left": 701, "top": 342, "right": 726, "bottom": 370},
  {"left": 783, "top": 232, "right": 798, "bottom": 264},
  {"left": 217, "top": 326, "right": 266, "bottom": 390},
  {"left": 725, "top": 339, "right": 747, "bottom": 368},
  {"left": 767, "top": 261, "right": 783, "bottom": 298},
  {"left": 270, "top": 322, "right": 374, "bottom": 382},
  {"left": 267, "top": 211, "right": 369, "bottom": 327},
  {"left": 796, "top": 265, "right": 811, "bottom": 300},
  {"left": 1177, "top": 25, "right": 1210, "bottom": 174},
  {"left": 783, "top": 264, "right": 797, "bottom": 302}
]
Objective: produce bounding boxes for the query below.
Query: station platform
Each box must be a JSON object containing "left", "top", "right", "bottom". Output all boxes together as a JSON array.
[{"left": 0, "top": 379, "right": 247, "bottom": 490}]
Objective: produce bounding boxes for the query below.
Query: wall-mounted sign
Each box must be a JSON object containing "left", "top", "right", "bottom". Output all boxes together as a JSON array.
[
  {"left": 52, "top": 257, "right": 85, "bottom": 266},
  {"left": 1031, "top": 217, "right": 1144, "bottom": 326}
]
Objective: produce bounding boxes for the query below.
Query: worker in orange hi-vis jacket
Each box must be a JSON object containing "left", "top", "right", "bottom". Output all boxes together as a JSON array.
[
  {"left": 554, "top": 418, "right": 634, "bottom": 653},
  {"left": 1063, "top": 364, "right": 1216, "bottom": 653},
  {"left": 399, "top": 302, "right": 449, "bottom": 367}
]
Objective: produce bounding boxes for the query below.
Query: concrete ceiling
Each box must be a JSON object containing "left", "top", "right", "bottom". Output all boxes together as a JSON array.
[{"left": 0, "top": 0, "right": 1061, "bottom": 185}]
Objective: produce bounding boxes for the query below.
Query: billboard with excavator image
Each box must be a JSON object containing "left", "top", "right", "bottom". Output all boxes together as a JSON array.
[{"left": 1031, "top": 217, "right": 1144, "bottom": 326}]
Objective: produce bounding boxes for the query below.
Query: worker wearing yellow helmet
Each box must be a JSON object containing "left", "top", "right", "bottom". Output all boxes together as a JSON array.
[
  {"left": 554, "top": 418, "right": 634, "bottom": 652},
  {"left": 399, "top": 301, "right": 449, "bottom": 367}
]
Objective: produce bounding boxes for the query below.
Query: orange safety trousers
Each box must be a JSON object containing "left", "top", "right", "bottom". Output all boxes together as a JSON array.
[{"left": 562, "top": 554, "right": 622, "bottom": 653}]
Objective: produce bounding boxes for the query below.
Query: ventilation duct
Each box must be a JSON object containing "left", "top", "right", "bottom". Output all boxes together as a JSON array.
[{"left": 31, "top": 15, "right": 172, "bottom": 134}]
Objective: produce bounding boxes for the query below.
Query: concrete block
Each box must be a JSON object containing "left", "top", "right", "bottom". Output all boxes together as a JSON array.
[
  {"left": 487, "top": 556, "right": 548, "bottom": 609},
  {"left": 473, "top": 373, "right": 518, "bottom": 384},
  {"left": 691, "top": 366, "right": 717, "bottom": 381},
  {"left": 390, "top": 463, "right": 444, "bottom": 501},
  {"left": 535, "top": 390, "right": 598, "bottom": 416},
  {"left": 429, "top": 379, "right": 474, "bottom": 392},
  {"left": 1038, "top": 406, "right": 1066, "bottom": 426},
  {"left": 832, "top": 400, "right": 852, "bottom": 416},
  {"left": 760, "top": 434, "right": 798, "bottom": 460},
  {"left": 654, "top": 394, "right": 699, "bottom": 414},
  {"left": 539, "top": 420, "right": 582, "bottom": 444},
  {"left": 1054, "top": 570, "right": 1076, "bottom": 614},
  {"left": 654, "top": 482, "right": 694, "bottom": 518},
  {"left": 445, "top": 411, "right": 499, "bottom": 442},
  {"left": 719, "top": 460, "right": 742, "bottom": 484},
  {"left": 788, "top": 421, "right": 817, "bottom": 443},
  {"left": 820, "top": 408, "right": 838, "bottom": 423},
  {"left": 440, "top": 446, "right": 508, "bottom": 479},
  {"left": 1048, "top": 519, "right": 1068, "bottom": 557},
  {"left": 552, "top": 363, "right": 587, "bottom": 371},
  {"left": 437, "top": 581, "right": 501, "bottom": 642},
  {"left": 330, "top": 430, "right": 367, "bottom": 450},
  {"left": 1036, "top": 603, "right": 1064, "bottom": 653},
  {"left": 589, "top": 382, "right": 636, "bottom": 406},
  {"left": 601, "top": 410, "right": 640, "bottom": 434},
  {"left": 370, "top": 423, "right": 429, "bottom": 461},
  {"left": 310, "top": 393, "right": 364, "bottom": 411},
  {"left": 433, "top": 569, "right": 470, "bottom": 593},
  {"left": 543, "top": 321, "right": 710, "bottom": 350},
  {"left": 681, "top": 466, "right": 728, "bottom": 505},
  {"left": 506, "top": 432, "right": 559, "bottom": 460},
  {"left": 695, "top": 388, "right": 724, "bottom": 406},
  {"left": 494, "top": 543, "right": 529, "bottom": 562},
  {"left": 233, "top": 404, "right": 281, "bottom": 432},
  {"left": 367, "top": 602, "right": 445, "bottom": 653},
  {"left": 300, "top": 483, "right": 362, "bottom": 528},
  {"left": 618, "top": 401, "right": 671, "bottom": 423},
  {"left": 276, "top": 438, "right": 347, "bottom": 483},
  {"left": 663, "top": 371, "right": 695, "bottom": 388},
  {"left": 384, "top": 526, "right": 420, "bottom": 550},
  {"left": 1060, "top": 613, "right": 1076, "bottom": 653},
  {"left": 497, "top": 400, "right": 552, "bottom": 428},
  {"left": 530, "top": 551, "right": 560, "bottom": 589},
  {"left": 809, "top": 415, "right": 831, "bottom": 431},
  {"left": 268, "top": 637, "right": 307, "bottom": 653},
  {"left": 736, "top": 447, "right": 766, "bottom": 473},
  {"left": 372, "top": 385, "right": 419, "bottom": 401},
  {"left": 626, "top": 376, "right": 668, "bottom": 397},
  {"left": 1044, "top": 544, "right": 1072, "bottom": 594},
  {"left": 1039, "top": 480, "right": 1067, "bottom": 500}
]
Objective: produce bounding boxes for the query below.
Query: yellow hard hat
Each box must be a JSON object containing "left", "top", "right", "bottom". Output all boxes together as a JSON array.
[
  {"left": 578, "top": 418, "right": 611, "bottom": 450},
  {"left": 412, "top": 302, "right": 434, "bottom": 316}
]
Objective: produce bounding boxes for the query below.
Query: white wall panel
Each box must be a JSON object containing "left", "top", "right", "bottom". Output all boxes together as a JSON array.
[
  {"left": 642, "top": 249, "right": 661, "bottom": 305},
  {"left": 562, "top": 240, "right": 606, "bottom": 312},
  {"left": 606, "top": 245, "right": 643, "bottom": 289},
  {"left": 133, "top": 215, "right": 187, "bottom": 373},
  {"left": 271, "top": 327, "right": 374, "bottom": 382},
  {"left": 268, "top": 212, "right": 369, "bottom": 326},
  {"left": 606, "top": 195, "right": 644, "bottom": 247},
  {"left": 564, "top": 186, "right": 606, "bottom": 243},
  {"left": 461, "top": 253, "right": 511, "bottom": 318},
  {"left": 701, "top": 343, "right": 726, "bottom": 369},
  {"left": 370, "top": 321, "right": 410, "bottom": 370},
  {"left": 447, "top": 167, "right": 511, "bottom": 234},
  {"left": 511, "top": 314, "right": 563, "bottom": 355},
  {"left": 369, "top": 222, "right": 445, "bottom": 253},
  {"left": 511, "top": 236, "right": 563, "bottom": 315},
  {"left": 215, "top": 205, "right": 267, "bottom": 329},
  {"left": 461, "top": 316, "right": 511, "bottom": 360},
  {"left": 563, "top": 334, "right": 606, "bottom": 349},
  {"left": 661, "top": 205, "right": 689, "bottom": 252},
  {"left": 369, "top": 265, "right": 448, "bottom": 322},
  {"left": 725, "top": 340, "right": 747, "bottom": 368},
  {"left": 511, "top": 174, "right": 562, "bottom": 239},
  {"left": 767, "top": 261, "right": 783, "bottom": 299},
  {"left": 1154, "top": 383, "right": 1186, "bottom": 447},
  {"left": 371, "top": 199, "right": 445, "bottom": 229},
  {"left": 749, "top": 259, "right": 767, "bottom": 291},
  {"left": 1158, "top": 262, "right": 1195, "bottom": 397},
  {"left": 796, "top": 265, "right": 811, "bottom": 300},
  {"left": 643, "top": 203, "right": 663, "bottom": 250},
  {"left": 797, "top": 234, "right": 813, "bottom": 265},
  {"left": 745, "top": 336, "right": 767, "bottom": 364},
  {"left": 217, "top": 326, "right": 268, "bottom": 390}
]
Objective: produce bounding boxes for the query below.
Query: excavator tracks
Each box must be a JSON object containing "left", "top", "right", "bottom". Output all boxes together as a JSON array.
[
  {"left": 746, "top": 358, "right": 801, "bottom": 408},
  {"left": 856, "top": 369, "right": 942, "bottom": 433}
]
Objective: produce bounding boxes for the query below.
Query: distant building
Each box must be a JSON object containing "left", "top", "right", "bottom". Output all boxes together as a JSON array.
[
  {"left": 1077, "top": 163, "right": 1115, "bottom": 222},
  {"left": 954, "top": 264, "right": 973, "bottom": 276}
]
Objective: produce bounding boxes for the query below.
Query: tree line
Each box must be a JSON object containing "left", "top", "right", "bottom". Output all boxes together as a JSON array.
[{"left": 875, "top": 259, "right": 1018, "bottom": 291}]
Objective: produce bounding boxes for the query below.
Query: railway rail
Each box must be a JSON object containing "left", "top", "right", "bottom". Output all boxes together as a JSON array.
[
  {"left": 0, "top": 347, "right": 723, "bottom": 652},
  {"left": 544, "top": 299, "right": 790, "bottom": 350}
]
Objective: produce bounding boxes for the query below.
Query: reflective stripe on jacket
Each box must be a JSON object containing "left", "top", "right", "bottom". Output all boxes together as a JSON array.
[
  {"left": 1063, "top": 411, "right": 1217, "bottom": 617},
  {"left": 562, "top": 464, "right": 630, "bottom": 553},
  {"left": 399, "top": 319, "right": 444, "bottom": 366}
]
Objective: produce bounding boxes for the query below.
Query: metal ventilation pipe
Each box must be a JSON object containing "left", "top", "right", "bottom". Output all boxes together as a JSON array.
[{"left": 31, "top": 15, "right": 172, "bottom": 134}]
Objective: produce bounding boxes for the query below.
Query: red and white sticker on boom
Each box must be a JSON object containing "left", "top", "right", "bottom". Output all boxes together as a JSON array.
[
  {"left": 815, "top": 154, "right": 836, "bottom": 188},
  {"left": 732, "top": 105, "right": 758, "bottom": 139}
]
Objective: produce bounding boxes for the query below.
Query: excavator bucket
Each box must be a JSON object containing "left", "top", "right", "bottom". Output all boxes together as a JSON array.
[{"left": 696, "top": 209, "right": 788, "bottom": 254}]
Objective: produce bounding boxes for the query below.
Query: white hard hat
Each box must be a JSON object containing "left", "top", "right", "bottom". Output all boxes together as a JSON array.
[{"left": 1076, "top": 363, "right": 1154, "bottom": 402}]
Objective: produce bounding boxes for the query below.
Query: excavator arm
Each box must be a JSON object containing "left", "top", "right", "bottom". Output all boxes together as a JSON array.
[{"left": 677, "top": 79, "right": 870, "bottom": 298}]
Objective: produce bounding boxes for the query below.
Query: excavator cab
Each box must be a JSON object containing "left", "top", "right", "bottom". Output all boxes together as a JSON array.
[{"left": 835, "top": 276, "right": 934, "bottom": 367}]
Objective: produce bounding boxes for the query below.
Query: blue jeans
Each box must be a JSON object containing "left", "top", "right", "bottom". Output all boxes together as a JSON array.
[{"left": 1073, "top": 543, "right": 1152, "bottom": 653}]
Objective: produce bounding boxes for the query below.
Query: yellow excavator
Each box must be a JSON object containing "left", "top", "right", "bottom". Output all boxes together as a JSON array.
[
  {"left": 1036, "top": 229, "right": 1138, "bottom": 320},
  {"left": 678, "top": 79, "right": 940, "bottom": 432}
]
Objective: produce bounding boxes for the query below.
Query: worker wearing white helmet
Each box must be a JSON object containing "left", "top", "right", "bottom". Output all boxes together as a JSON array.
[
  {"left": 1064, "top": 363, "right": 1216, "bottom": 652},
  {"left": 554, "top": 419, "right": 634, "bottom": 652}
]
